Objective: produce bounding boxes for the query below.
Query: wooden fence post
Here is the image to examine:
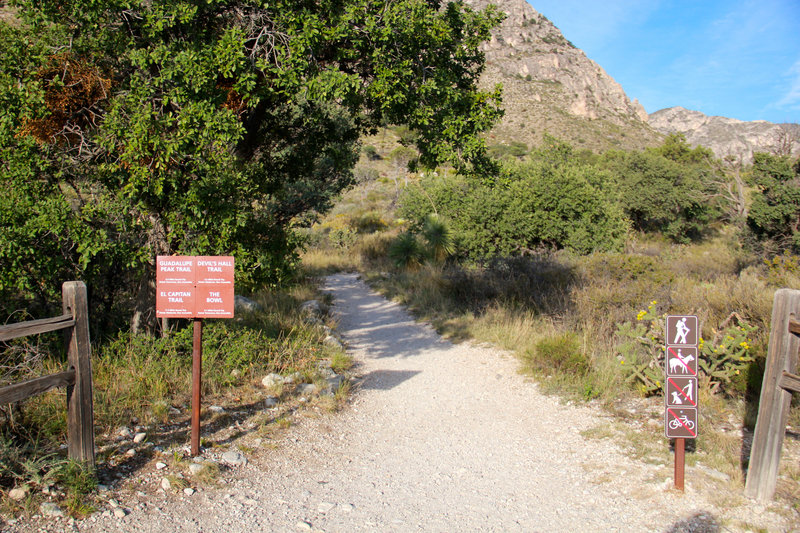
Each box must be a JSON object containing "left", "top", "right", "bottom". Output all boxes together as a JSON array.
[
  {"left": 62, "top": 281, "right": 95, "bottom": 468},
  {"left": 744, "top": 289, "right": 800, "bottom": 501}
]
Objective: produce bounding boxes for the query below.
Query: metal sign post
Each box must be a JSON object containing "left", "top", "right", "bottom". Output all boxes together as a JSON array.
[
  {"left": 665, "top": 315, "right": 699, "bottom": 491},
  {"left": 156, "top": 256, "right": 235, "bottom": 456}
]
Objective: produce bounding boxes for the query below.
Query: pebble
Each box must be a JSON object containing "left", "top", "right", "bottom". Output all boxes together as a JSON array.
[
  {"left": 9, "top": 487, "right": 28, "bottom": 501},
  {"left": 261, "top": 374, "right": 284, "bottom": 389},
  {"left": 318, "top": 501, "right": 335, "bottom": 513},
  {"left": 40, "top": 502, "right": 64, "bottom": 517},
  {"left": 297, "top": 383, "right": 318, "bottom": 396},
  {"left": 113, "top": 508, "right": 128, "bottom": 519},
  {"left": 161, "top": 477, "right": 172, "bottom": 491},
  {"left": 209, "top": 405, "right": 225, "bottom": 413},
  {"left": 296, "top": 521, "right": 313, "bottom": 531},
  {"left": 134, "top": 432, "right": 147, "bottom": 443},
  {"left": 156, "top": 462, "right": 168, "bottom": 470},
  {"left": 184, "top": 488, "right": 196, "bottom": 496},
  {"left": 118, "top": 426, "right": 133, "bottom": 438},
  {"left": 264, "top": 396, "right": 279, "bottom": 408},
  {"left": 189, "top": 463, "right": 205, "bottom": 475},
  {"left": 222, "top": 450, "right": 248, "bottom": 466},
  {"left": 125, "top": 448, "right": 136, "bottom": 457},
  {"left": 339, "top": 503, "right": 355, "bottom": 513}
]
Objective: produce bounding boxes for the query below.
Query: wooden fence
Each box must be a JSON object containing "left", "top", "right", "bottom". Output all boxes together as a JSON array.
[
  {"left": 0, "top": 281, "right": 95, "bottom": 467},
  {"left": 744, "top": 288, "right": 800, "bottom": 501}
]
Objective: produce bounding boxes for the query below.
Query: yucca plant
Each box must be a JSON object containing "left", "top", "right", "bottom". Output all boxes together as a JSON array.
[
  {"left": 422, "top": 214, "right": 455, "bottom": 264},
  {"left": 389, "top": 233, "right": 424, "bottom": 269}
]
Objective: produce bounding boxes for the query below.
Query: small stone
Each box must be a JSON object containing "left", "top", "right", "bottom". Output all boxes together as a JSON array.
[
  {"left": 168, "top": 407, "right": 181, "bottom": 415},
  {"left": 221, "top": 450, "right": 247, "bottom": 466},
  {"left": 235, "top": 295, "right": 263, "bottom": 312},
  {"left": 339, "top": 503, "right": 354, "bottom": 513},
  {"left": 285, "top": 372, "right": 302, "bottom": 385},
  {"left": 9, "top": 487, "right": 28, "bottom": 501},
  {"left": 189, "top": 463, "right": 204, "bottom": 475},
  {"left": 108, "top": 499, "right": 120, "bottom": 508},
  {"left": 155, "top": 462, "right": 168, "bottom": 470},
  {"left": 264, "top": 396, "right": 278, "bottom": 408},
  {"left": 317, "top": 502, "right": 335, "bottom": 514},
  {"left": 296, "top": 521, "right": 313, "bottom": 531},
  {"left": 183, "top": 488, "right": 195, "bottom": 496},
  {"left": 297, "top": 383, "right": 318, "bottom": 396},
  {"left": 323, "top": 335, "right": 343, "bottom": 349},
  {"left": 208, "top": 405, "right": 225, "bottom": 414},
  {"left": 300, "top": 300, "right": 322, "bottom": 316},
  {"left": 261, "top": 373, "right": 284, "bottom": 389},
  {"left": 133, "top": 432, "right": 147, "bottom": 444},
  {"left": 118, "top": 426, "right": 133, "bottom": 438},
  {"left": 161, "top": 477, "right": 172, "bottom": 491},
  {"left": 97, "top": 484, "right": 110, "bottom": 492},
  {"left": 125, "top": 448, "right": 136, "bottom": 457},
  {"left": 40, "top": 502, "right": 64, "bottom": 517},
  {"left": 113, "top": 508, "right": 127, "bottom": 519}
]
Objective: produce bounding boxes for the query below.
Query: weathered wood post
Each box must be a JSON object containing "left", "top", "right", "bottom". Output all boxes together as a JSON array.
[
  {"left": 744, "top": 289, "right": 800, "bottom": 501},
  {"left": 62, "top": 281, "right": 96, "bottom": 468}
]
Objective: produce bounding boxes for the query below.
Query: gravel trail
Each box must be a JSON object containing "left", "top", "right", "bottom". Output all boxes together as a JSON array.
[{"left": 65, "top": 273, "right": 792, "bottom": 532}]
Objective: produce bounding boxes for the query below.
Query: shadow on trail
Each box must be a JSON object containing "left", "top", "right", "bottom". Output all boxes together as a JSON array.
[
  {"left": 664, "top": 511, "right": 720, "bottom": 533},
  {"left": 358, "top": 369, "right": 421, "bottom": 391}
]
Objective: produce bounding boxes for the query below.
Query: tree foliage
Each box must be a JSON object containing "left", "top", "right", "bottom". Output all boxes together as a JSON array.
[
  {"left": 599, "top": 136, "right": 714, "bottom": 243},
  {"left": 746, "top": 152, "right": 800, "bottom": 253},
  {"left": 0, "top": 0, "right": 503, "bottom": 329},
  {"left": 400, "top": 141, "right": 627, "bottom": 259}
]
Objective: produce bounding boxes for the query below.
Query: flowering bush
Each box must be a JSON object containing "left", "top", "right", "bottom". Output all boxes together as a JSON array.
[{"left": 615, "top": 302, "right": 756, "bottom": 396}]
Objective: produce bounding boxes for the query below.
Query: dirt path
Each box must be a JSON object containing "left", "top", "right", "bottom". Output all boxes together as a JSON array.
[{"left": 65, "top": 273, "right": 793, "bottom": 532}]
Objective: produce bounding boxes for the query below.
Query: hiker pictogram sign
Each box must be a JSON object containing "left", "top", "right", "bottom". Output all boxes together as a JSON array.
[
  {"left": 666, "top": 377, "right": 697, "bottom": 408},
  {"left": 666, "top": 315, "right": 698, "bottom": 346},
  {"left": 666, "top": 346, "right": 698, "bottom": 377},
  {"left": 665, "top": 407, "right": 698, "bottom": 439},
  {"left": 156, "top": 256, "right": 235, "bottom": 318}
]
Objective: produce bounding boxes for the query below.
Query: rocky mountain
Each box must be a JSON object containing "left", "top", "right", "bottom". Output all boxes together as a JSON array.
[
  {"left": 464, "top": 0, "right": 662, "bottom": 152},
  {"left": 649, "top": 107, "right": 800, "bottom": 163}
]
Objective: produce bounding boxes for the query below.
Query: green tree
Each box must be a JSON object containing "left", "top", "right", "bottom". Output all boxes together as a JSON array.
[
  {"left": 400, "top": 147, "right": 627, "bottom": 259},
  {"left": 746, "top": 152, "right": 800, "bottom": 253},
  {"left": 600, "top": 148, "right": 712, "bottom": 243},
  {"left": 0, "top": 0, "right": 503, "bottom": 331}
]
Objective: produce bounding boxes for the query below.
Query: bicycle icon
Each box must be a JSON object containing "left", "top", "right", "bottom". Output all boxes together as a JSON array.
[{"left": 668, "top": 415, "right": 695, "bottom": 431}]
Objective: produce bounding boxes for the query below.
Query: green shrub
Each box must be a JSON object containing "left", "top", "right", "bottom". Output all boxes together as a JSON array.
[
  {"left": 524, "top": 332, "right": 588, "bottom": 376},
  {"left": 399, "top": 158, "right": 627, "bottom": 259}
]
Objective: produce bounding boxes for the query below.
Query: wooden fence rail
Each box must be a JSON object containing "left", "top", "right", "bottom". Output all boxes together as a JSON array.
[
  {"left": 744, "top": 289, "right": 800, "bottom": 501},
  {"left": 0, "top": 282, "right": 95, "bottom": 467}
]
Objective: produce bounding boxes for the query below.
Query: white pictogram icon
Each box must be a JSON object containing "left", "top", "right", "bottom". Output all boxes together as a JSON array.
[
  {"left": 668, "top": 349, "right": 694, "bottom": 374},
  {"left": 673, "top": 317, "right": 689, "bottom": 344}
]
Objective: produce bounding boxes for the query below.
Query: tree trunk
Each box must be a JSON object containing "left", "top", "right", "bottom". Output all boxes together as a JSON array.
[{"left": 131, "top": 216, "right": 170, "bottom": 335}]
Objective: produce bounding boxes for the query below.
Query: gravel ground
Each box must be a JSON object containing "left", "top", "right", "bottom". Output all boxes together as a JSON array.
[{"left": 6, "top": 272, "right": 797, "bottom": 532}]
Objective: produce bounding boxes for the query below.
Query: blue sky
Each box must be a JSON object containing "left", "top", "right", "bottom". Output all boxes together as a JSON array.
[{"left": 528, "top": 0, "right": 800, "bottom": 124}]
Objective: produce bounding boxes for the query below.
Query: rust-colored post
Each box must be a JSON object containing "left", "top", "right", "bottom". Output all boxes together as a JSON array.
[
  {"left": 62, "top": 281, "right": 95, "bottom": 468},
  {"left": 191, "top": 318, "right": 203, "bottom": 456},
  {"left": 674, "top": 438, "right": 685, "bottom": 491}
]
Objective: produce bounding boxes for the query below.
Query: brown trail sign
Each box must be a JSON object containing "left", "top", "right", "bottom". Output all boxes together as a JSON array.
[
  {"left": 156, "top": 256, "right": 235, "bottom": 455},
  {"left": 665, "top": 315, "right": 699, "bottom": 491}
]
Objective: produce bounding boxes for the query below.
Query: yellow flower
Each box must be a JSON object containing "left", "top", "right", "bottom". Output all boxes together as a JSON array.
[
  {"left": 620, "top": 360, "right": 625, "bottom": 365},
  {"left": 735, "top": 369, "right": 740, "bottom": 375},
  {"left": 656, "top": 381, "right": 661, "bottom": 387},
  {"left": 636, "top": 311, "right": 646, "bottom": 321}
]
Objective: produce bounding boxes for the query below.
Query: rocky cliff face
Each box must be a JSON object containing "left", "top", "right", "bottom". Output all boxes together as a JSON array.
[
  {"left": 649, "top": 107, "right": 800, "bottom": 162},
  {"left": 465, "top": 0, "right": 661, "bottom": 152}
]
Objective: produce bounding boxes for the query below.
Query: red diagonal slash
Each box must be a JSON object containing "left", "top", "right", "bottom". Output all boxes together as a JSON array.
[
  {"left": 667, "top": 408, "right": 697, "bottom": 437},
  {"left": 668, "top": 347, "right": 697, "bottom": 376},
  {"left": 667, "top": 377, "right": 697, "bottom": 407}
]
